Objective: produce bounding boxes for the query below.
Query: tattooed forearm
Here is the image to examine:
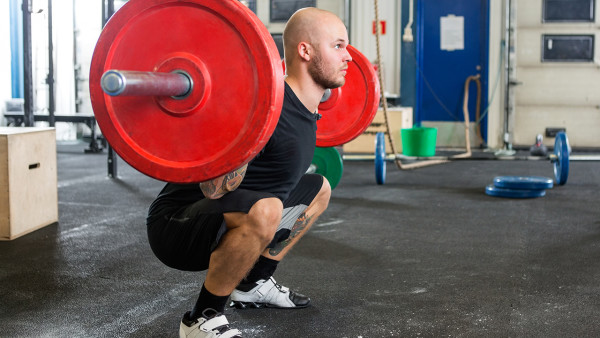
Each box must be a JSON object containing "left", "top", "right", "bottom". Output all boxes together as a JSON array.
[
  {"left": 201, "top": 180, "right": 219, "bottom": 197},
  {"left": 269, "top": 212, "right": 314, "bottom": 256},
  {"left": 199, "top": 164, "right": 248, "bottom": 199},
  {"left": 223, "top": 165, "right": 247, "bottom": 191}
]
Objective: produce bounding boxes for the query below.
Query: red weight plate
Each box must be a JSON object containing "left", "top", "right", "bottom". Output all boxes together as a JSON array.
[
  {"left": 89, "top": 0, "right": 284, "bottom": 183},
  {"left": 316, "top": 45, "right": 380, "bottom": 147}
]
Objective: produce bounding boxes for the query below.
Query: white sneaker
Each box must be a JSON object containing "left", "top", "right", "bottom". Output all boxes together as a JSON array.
[
  {"left": 179, "top": 309, "right": 242, "bottom": 338},
  {"left": 229, "top": 277, "right": 310, "bottom": 309}
]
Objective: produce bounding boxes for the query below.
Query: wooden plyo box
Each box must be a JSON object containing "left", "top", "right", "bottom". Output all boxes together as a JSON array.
[
  {"left": 0, "top": 127, "right": 58, "bottom": 240},
  {"left": 343, "top": 107, "right": 413, "bottom": 154}
]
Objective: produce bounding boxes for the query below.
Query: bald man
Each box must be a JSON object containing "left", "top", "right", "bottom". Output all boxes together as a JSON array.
[{"left": 146, "top": 7, "right": 352, "bottom": 338}]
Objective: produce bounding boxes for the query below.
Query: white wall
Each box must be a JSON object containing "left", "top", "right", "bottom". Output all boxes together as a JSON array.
[
  {"left": 350, "top": 0, "right": 400, "bottom": 98},
  {"left": 73, "top": 0, "right": 103, "bottom": 118},
  {"left": 486, "top": 0, "right": 506, "bottom": 149},
  {"left": 511, "top": 0, "right": 600, "bottom": 148},
  {"left": 1, "top": 0, "right": 100, "bottom": 139},
  {"left": 47, "top": 0, "right": 77, "bottom": 140},
  {"left": 2, "top": 0, "right": 77, "bottom": 139}
]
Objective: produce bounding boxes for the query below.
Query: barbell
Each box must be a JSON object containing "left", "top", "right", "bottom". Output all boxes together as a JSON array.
[
  {"left": 371, "top": 131, "right": 571, "bottom": 186},
  {"left": 89, "top": 0, "right": 380, "bottom": 183}
]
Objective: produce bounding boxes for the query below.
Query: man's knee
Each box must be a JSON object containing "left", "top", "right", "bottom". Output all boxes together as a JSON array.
[
  {"left": 246, "top": 197, "right": 283, "bottom": 244},
  {"left": 317, "top": 177, "right": 332, "bottom": 208}
]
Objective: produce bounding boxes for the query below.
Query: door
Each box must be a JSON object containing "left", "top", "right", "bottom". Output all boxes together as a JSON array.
[{"left": 416, "top": 0, "right": 490, "bottom": 147}]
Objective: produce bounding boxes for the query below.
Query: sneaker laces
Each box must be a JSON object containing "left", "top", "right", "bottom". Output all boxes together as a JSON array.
[
  {"left": 201, "top": 309, "right": 237, "bottom": 336},
  {"left": 269, "top": 277, "right": 289, "bottom": 293}
]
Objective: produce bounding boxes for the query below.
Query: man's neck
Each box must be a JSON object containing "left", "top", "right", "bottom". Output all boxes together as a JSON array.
[{"left": 285, "top": 76, "right": 325, "bottom": 114}]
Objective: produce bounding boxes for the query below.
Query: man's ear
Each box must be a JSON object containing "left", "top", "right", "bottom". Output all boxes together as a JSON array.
[{"left": 298, "top": 42, "right": 311, "bottom": 61}]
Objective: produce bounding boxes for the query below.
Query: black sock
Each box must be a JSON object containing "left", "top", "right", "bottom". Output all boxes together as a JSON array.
[
  {"left": 189, "top": 284, "right": 229, "bottom": 320},
  {"left": 240, "top": 255, "right": 279, "bottom": 287}
]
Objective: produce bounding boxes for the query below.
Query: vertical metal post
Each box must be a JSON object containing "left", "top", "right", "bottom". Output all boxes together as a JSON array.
[
  {"left": 104, "top": 0, "right": 118, "bottom": 178},
  {"left": 503, "top": 0, "right": 513, "bottom": 150},
  {"left": 101, "top": 0, "right": 106, "bottom": 26},
  {"left": 22, "top": 0, "right": 34, "bottom": 127},
  {"left": 47, "top": 0, "right": 56, "bottom": 127},
  {"left": 104, "top": 0, "right": 114, "bottom": 25},
  {"left": 73, "top": 0, "right": 80, "bottom": 112},
  {"left": 344, "top": 0, "right": 351, "bottom": 43}
]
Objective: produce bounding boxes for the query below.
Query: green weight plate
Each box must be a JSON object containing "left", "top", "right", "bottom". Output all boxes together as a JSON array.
[
  {"left": 312, "top": 147, "right": 343, "bottom": 189},
  {"left": 553, "top": 132, "right": 569, "bottom": 185}
]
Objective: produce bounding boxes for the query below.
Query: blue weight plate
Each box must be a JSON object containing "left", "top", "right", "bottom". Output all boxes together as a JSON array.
[
  {"left": 375, "top": 132, "right": 386, "bottom": 185},
  {"left": 493, "top": 176, "right": 553, "bottom": 190},
  {"left": 485, "top": 185, "right": 546, "bottom": 199},
  {"left": 553, "top": 132, "right": 569, "bottom": 185}
]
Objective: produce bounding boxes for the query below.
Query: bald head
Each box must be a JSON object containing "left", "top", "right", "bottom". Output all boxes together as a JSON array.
[
  {"left": 281, "top": 7, "right": 351, "bottom": 110},
  {"left": 282, "top": 8, "right": 347, "bottom": 65}
]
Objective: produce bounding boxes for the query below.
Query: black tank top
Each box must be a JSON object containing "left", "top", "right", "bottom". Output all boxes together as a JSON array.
[{"left": 239, "top": 82, "right": 318, "bottom": 200}]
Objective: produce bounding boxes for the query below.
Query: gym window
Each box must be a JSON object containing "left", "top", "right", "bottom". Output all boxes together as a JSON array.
[
  {"left": 270, "top": 0, "right": 316, "bottom": 22},
  {"left": 542, "top": 0, "right": 595, "bottom": 22},
  {"left": 541, "top": 34, "right": 595, "bottom": 62}
]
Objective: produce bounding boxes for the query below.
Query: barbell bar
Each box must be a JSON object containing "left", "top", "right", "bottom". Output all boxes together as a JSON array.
[
  {"left": 103, "top": 70, "right": 335, "bottom": 108},
  {"left": 101, "top": 70, "right": 192, "bottom": 97},
  {"left": 89, "top": 0, "right": 380, "bottom": 183}
]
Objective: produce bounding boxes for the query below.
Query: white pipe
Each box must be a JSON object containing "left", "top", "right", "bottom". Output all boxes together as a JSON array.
[{"left": 402, "top": 0, "right": 414, "bottom": 42}]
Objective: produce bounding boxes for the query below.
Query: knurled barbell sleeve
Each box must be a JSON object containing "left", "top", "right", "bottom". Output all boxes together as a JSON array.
[{"left": 101, "top": 70, "right": 192, "bottom": 97}]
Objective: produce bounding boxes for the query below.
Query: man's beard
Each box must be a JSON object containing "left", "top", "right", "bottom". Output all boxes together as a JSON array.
[{"left": 308, "top": 51, "right": 345, "bottom": 89}]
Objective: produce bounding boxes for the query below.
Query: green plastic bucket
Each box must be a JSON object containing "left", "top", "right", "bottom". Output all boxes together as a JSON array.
[{"left": 401, "top": 127, "right": 437, "bottom": 157}]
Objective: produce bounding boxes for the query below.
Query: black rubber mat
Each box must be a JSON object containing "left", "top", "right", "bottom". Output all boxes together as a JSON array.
[{"left": 1, "top": 141, "right": 599, "bottom": 337}]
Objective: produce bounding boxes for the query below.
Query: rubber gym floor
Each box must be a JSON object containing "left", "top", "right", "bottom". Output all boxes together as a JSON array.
[{"left": 1, "top": 140, "right": 599, "bottom": 338}]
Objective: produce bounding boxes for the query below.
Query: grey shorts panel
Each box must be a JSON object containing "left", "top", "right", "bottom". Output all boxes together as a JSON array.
[{"left": 277, "top": 204, "right": 309, "bottom": 233}]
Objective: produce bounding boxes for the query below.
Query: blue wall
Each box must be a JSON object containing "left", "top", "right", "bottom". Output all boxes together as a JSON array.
[
  {"left": 10, "top": 0, "right": 23, "bottom": 98},
  {"left": 400, "top": 0, "right": 417, "bottom": 110}
]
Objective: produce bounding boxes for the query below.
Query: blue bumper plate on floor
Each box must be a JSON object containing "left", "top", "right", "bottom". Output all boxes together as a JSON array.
[
  {"left": 485, "top": 185, "right": 546, "bottom": 199},
  {"left": 493, "top": 176, "right": 554, "bottom": 190}
]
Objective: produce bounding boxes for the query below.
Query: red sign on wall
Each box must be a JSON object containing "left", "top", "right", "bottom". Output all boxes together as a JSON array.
[{"left": 372, "top": 20, "right": 386, "bottom": 35}]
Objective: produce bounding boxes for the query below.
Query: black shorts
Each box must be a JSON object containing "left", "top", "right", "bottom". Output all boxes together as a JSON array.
[{"left": 147, "top": 174, "right": 323, "bottom": 271}]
